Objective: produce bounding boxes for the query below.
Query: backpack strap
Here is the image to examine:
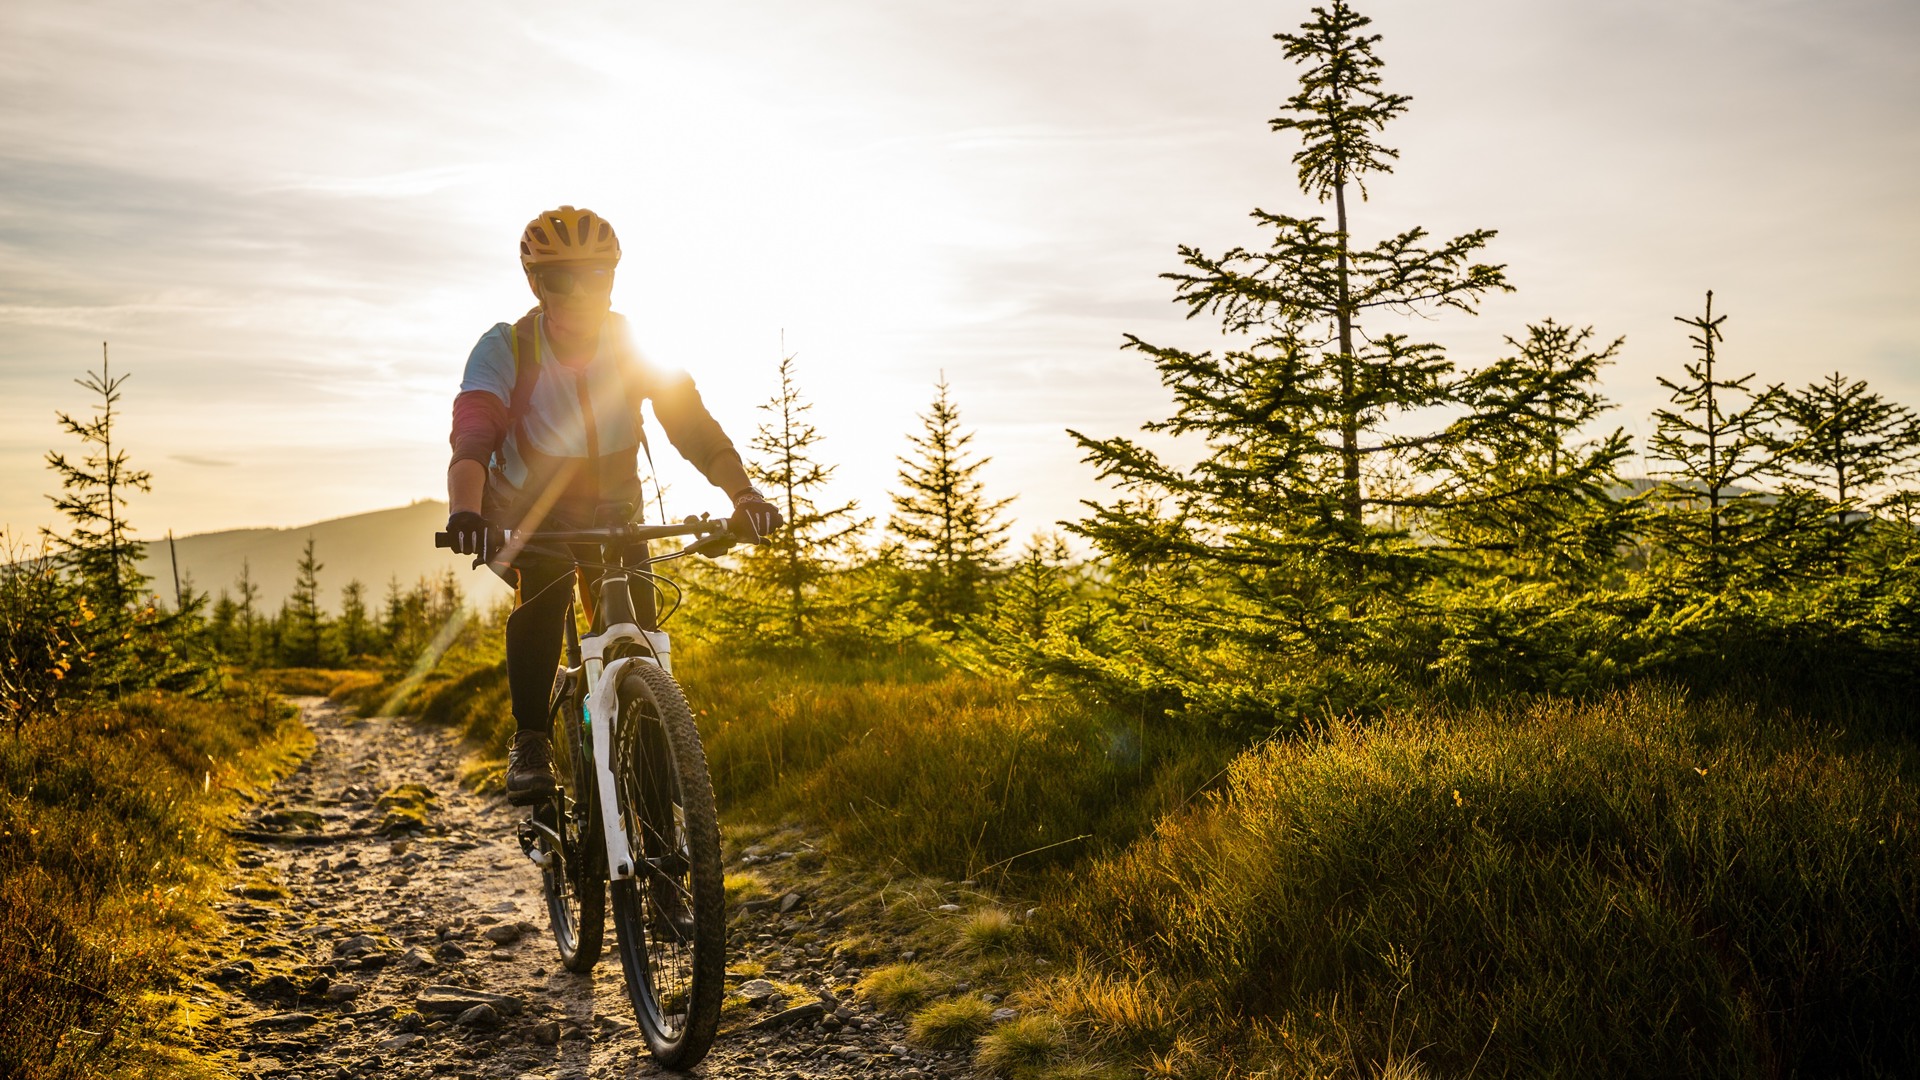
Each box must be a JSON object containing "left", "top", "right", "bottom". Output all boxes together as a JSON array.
[{"left": 506, "top": 309, "right": 542, "bottom": 452}]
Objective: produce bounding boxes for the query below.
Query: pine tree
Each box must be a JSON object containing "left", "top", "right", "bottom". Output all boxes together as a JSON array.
[
  {"left": 382, "top": 576, "right": 407, "bottom": 656},
  {"left": 1070, "top": 1, "right": 1511, "bottom": 634},
  {"left": 284, "top": 537, "right": 328, "bottom": 666},
  {"left": 1437, "top": 320, "right": 1635, "bottom": 577},
  {"left": 43, "top": 343, "right": 151, "bottom": 611},
  {"left": 208, "top": 589, "right": 240, "bottom": 655},
  {"left": 1648, "top": 291, "right": 1824, "bottom": 583},
  {"left": 233, "top": 560, "right": 262, "bottom": 665},
  {"left": 888, "top": 378, "right": 1012, "bottom": 629},
  {"left": 730, "top": 350, "right": 870, "bottom": 643},
  {"left": 987, "top": 533, "right": 1076, "bottom": 642},
  {"left": 337, "top": 580, "right": 375, "bottom": 658},
  {"left": 1771, "top": 372, "right": 1920, "bottom": 523}
]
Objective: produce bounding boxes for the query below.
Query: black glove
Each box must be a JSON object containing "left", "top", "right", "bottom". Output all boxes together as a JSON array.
[
  {"left": 446, "top": 510, "right": 503, "bottom": 566},
  {"left": 729, "top": 488, "right": 783, "bottom": 543}
]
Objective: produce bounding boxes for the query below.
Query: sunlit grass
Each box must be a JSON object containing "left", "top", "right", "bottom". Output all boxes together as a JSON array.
[
  {"left": 975, "top": 1013, "right": 1069, "bottom": 1077},
  {"left": 857, "top": 962, "right": 945, "bottom": 1015},
  {"left": 0, "top": 689, "right": 306, "bottom": 1079},
  {"left": 1046, "top": 684, "right": 1920, "bottom": 1076},
  {"left": 955, "top": 906, "right": 1021, "bottom": 955},
  {"left": 908, "top": 995, "right": 994, "bottom": 1049}
]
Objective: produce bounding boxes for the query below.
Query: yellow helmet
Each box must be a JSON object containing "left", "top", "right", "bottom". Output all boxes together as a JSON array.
[{"left": 519, "top": 205, "right": 621, "bottom": 268}]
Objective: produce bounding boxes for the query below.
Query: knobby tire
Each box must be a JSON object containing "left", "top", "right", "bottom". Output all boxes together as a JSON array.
[{"left": 610, "top": 662, "right": 725, "bottom": 1069}]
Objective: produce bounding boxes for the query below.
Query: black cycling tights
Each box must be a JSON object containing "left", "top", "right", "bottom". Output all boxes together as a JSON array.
[{"left": 503, "top": 551, "right": 655, "bottom": 736}]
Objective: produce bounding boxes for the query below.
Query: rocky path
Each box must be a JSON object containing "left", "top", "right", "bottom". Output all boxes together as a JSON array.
[{"left": 201, "top": 697, "right": 978, "bottom": 1080}]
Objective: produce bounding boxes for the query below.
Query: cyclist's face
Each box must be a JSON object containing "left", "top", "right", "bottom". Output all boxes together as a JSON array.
[{"left": 530, "top": 264, "right": 615, "bottom": 338}]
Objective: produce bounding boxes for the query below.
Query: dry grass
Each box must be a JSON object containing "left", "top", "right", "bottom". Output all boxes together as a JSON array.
[{"left": 724, "top": 871, "right": 767, "bottom": 906}]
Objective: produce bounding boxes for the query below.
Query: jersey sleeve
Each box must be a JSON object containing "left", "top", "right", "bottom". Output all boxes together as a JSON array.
[
  {"left": 449, "top": 324, "right": 516, "bottom": 468},
  {"left": 611, "top": 318, "right": 742, "bottom": 488},
  {"left": 459, "top": 323, "right": 516, "bottom": 404}
]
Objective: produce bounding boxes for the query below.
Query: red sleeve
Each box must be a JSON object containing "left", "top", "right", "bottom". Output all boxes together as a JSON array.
[{"left": 449, "top": 390, "right": 508, "bottom": 468}]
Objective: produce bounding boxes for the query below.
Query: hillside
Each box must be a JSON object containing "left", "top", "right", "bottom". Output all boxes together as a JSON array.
[{"left": 140, "top": 500, "right": 510, "bottom": 614}]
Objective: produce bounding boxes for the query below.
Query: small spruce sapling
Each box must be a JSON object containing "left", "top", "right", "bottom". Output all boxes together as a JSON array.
[
  {"left": 888, "top": 377, "right": 1012, "bottom": 630},
  {"left": 44, "top": 343, "right": 152, "bottom": 612},
  {"left": 727, "top": 347, "right": 870, "bottom": 645}
]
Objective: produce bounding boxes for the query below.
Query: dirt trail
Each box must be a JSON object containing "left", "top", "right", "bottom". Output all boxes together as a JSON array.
[{"left": 203, "top": 697, "right": 973, "bottom": 1080}]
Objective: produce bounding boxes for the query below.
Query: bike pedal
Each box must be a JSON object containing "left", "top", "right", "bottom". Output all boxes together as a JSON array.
[{"left": 517, "top": 819, "right": 555, "bottom": 869}]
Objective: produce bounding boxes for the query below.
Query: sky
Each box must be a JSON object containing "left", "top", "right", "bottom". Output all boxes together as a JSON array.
[{"left": 3, "top": 0, "right": 1917, "bottom": 550}]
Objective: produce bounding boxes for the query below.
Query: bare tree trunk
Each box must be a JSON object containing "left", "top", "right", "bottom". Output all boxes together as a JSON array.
[{"left": 1334, "top": 177, "right": 1360, "bottom": 522}]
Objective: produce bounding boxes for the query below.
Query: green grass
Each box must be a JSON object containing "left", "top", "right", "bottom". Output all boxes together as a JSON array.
[
  {"left": 1043, "top": 683, "right": 1920, "bottom": 1078},
  {"left": 0, "top": 687, "right": 307, "bottom": 1080}
]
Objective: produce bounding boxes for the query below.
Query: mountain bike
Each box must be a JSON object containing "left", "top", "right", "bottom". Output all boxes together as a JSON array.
[{"left": 436, "top": 514, "right": 735, "bottom": 1068}]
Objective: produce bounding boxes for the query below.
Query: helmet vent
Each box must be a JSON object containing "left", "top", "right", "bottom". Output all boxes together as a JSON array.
[
  {"left": 529, "top": 226, "right": 550, "bottom": 247},
  {"left": 551, "top": 216, "right": 573, "bottom": 246}
]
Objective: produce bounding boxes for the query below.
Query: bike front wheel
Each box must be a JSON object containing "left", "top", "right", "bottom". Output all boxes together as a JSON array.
[{"left": 609, "top": 662, "right": 725, "bottom": 1069}]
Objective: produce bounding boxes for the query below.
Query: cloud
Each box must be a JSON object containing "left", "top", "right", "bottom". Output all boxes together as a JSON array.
[{"left": 170, "top": 454, "right": 234, "bottom": 468}]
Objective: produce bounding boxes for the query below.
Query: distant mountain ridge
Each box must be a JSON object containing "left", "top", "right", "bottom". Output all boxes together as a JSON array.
[{"left": 140, "top": 500, "right": 510, "bottom": 614}]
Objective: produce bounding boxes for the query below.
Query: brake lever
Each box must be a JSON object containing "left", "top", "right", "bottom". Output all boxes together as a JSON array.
[{"left": 683, "top": 532, "right": 737, "bottom": 559}]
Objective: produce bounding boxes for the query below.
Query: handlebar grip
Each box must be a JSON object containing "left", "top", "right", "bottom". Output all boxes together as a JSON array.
[{"left": 434, "top": 532, "right": 452, "bottom": 548}]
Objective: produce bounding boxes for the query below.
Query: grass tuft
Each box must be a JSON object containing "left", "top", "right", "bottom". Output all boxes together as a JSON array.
[
  {"left": 957, "top": 906, "right": 1021, "bottom": 954},
  {"left": 1018, "top": 968, "right": 1182, "bottom": 1057},
  {"left": 909, "top": 995, "right": 995, "bottom": 1049},
  {"left": 857, "top": 962, "right": 945, "bottom": 1015},
  {"left": 372, "top": 782, "right": 435, "bottom": 835},
  {"left": 975, "top": 1013, "right": 1069, "bottom": 1077},
  {"left": 724, "top": 871, "right": 767, "bottom": 907}
]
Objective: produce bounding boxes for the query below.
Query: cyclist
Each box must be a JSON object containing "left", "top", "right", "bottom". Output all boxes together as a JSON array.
[{"left": 444, "top": 205, "right": 780, "bottom": 804}]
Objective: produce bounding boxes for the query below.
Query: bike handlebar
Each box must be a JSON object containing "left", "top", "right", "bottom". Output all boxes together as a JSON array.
[{"left": 434, "top": 515, "right": 738, "bottom": 553}]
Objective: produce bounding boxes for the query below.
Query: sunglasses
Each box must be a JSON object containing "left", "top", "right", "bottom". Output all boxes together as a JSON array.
[{"left": 535, "top": 267, "right": 615, "bottom": 297}]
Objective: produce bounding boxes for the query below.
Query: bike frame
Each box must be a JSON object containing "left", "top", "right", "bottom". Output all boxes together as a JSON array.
[{"left": 483, "top": 518, "right": 730, "bottom": 883}]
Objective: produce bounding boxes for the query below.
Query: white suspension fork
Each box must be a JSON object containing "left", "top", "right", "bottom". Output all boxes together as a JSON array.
[{"left": 584, "top": 647, "right": 669, "bottom": 882}]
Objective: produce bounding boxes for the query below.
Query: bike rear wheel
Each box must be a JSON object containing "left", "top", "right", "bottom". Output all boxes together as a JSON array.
[
  {"left": 542, "top": 671, "right": 604, "bottom": 972},
  {"left": 609, "top": 662, "right": 725, "bottom": 1069}
]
